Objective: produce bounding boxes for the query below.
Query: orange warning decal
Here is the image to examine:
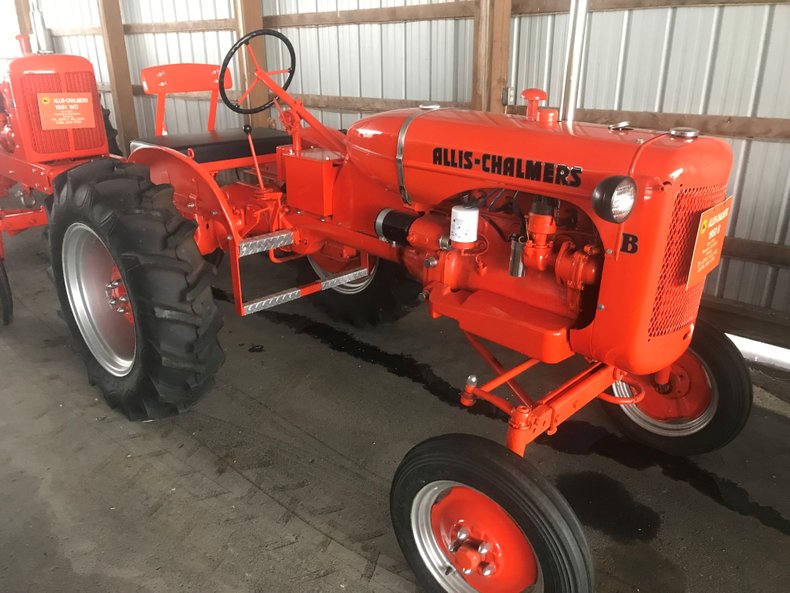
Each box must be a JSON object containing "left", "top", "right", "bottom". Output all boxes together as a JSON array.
[
  {"left": 37, "top": 92, "right": 96, "bottom": 130},
  {"left": 687, "top": 196, "right": 734, "bottom": 289}
]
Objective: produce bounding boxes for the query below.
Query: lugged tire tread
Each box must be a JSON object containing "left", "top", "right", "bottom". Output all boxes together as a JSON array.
[{"left": 49, "top": 158, "right": 224, "bottom": 420}]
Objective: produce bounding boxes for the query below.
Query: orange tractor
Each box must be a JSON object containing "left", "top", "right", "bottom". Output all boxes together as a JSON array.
[{"left": 1, "top": 25, "right": 751, "bottom": 593}]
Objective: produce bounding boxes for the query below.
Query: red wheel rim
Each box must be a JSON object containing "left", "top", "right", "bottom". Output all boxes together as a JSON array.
[
  {"left": 616, "top": 348, "right": 716, "bottom": 435},
  {"left": 429, "top": 485, "right": 538, "bottom": 592}
]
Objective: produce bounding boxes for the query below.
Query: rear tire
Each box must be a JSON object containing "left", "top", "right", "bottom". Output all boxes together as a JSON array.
[
  {"left": 101, "top": 105, "right": 122, "bottom": 156},
  {"left": 50, "top": 159, "right": 224, "bottom": 420},
  {"left": 0, "top": 261, "right": 12, "bottom": 326},
  {"left": 602, "top": 319, "right": 752, "bottom": 455},
  {"left": 391, "top": 434, "right": 594, "bottom": 593}
]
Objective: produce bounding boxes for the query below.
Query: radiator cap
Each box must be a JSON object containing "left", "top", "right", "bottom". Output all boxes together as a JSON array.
[{"left": 669, "top": 126, "right": 699, "bottom": 139}]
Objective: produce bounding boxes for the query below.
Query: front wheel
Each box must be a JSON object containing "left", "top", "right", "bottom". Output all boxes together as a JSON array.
[
  {"left": 391, "top": 434, "right": 593, "bottom": 593},
  {"left": 50, "top": 159, "right": 224, "bottom": 420},
  {"left": 603, "top": 319, "right": 752, "bottom": 456},
  {"left": 0, "top": 260, "right": 12, "bottom": 326}
]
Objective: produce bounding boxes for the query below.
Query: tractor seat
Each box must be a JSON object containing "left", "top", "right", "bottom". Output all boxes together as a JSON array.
[{"left": 130, "top": 128, "right": 291, "bottom": 164}]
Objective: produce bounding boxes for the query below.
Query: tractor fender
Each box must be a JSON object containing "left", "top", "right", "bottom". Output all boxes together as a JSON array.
[{"left": 127, "top": 145, "right": 238, "bottom": 241}]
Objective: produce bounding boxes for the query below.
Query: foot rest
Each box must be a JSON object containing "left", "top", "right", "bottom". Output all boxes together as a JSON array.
[
  {"left": 242, "top": 267, "right": 368, "bottom": 315},
  {"left": 238, "top": 230, "right": 294, "bottom": 257}
]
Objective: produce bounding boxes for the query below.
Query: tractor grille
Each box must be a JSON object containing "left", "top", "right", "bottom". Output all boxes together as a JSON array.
[
  {"left": 64, "top": 71, "right": 106, "bottom": 151},
  {"left": 19, "top": 71, "right": 104, "bottom": 156},
  {"left": 648, "top": 184, "right": 726, "bottom": 337}
]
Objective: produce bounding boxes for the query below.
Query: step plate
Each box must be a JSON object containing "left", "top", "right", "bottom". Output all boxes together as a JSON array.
[
  {"left": 320, "top": 267, "right": 368, "bottom": 291},
  {"left": 238, "top": 230, "right": 294, "bottom": 257},
  {"left": 242, "top": 267, "right": 368, "bottom": 315},
  {"left": 243, "top": 288, "right": 301, "bottom": 315}
]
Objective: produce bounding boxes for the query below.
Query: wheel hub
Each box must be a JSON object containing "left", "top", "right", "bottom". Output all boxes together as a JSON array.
[
  {"left": 412, "top": 481, "right": 538, "bottom": 593},
  {"left": 614, "top": 349, "right": 717, "bottom": 436},
  {"left": 452, "top": 538, "right": 498, "bottom": 577},
  {"left": 105, "top": 271, "right": 133, "bottom": 323}
]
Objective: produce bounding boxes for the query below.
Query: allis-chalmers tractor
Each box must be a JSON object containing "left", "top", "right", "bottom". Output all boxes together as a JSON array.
[{"left": 1, "top": 27, "right": 752, "bottom": 593}]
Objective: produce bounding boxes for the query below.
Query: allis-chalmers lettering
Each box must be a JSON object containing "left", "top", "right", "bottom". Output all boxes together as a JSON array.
[{"left": 432, "top": 147, "right": 583, "bottom": 187}]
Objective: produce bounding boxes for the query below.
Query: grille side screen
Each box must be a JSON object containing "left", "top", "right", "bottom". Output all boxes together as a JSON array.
[
  {"left": 64, "top": 71, "right": 105, "bottom": 151},
  {"left": 648, "top": 185, "right": 726, "bottom": 338},
  {"left": 20, "top": 73, "right": 69, "bottom": 154}
]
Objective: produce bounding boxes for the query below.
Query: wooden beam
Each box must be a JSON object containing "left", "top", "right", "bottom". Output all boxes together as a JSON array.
[
  {"left": 234, "top": 0, "right": 271, "bottom": 128},
  {"left": 489, "top": 1, "right": 512, "bottom": 113},
  {"left": 506, "top": 105, "right": 790, "bottom": 140},
  {"left": 97, "top": 0, "right": 138, "bottom": 154},
  {"left": 590, "top": 0, "right": 790, "bottom": 10},
  {"left": 576, "top": 109, "right": 790, "bottom": 141},
  {"left": 473, "top": 0, "right": 513, "bottom": 112},
  {"left": 511, "top": 0, "right": 790, "bottom": 15},
  {"left": 124, "top": 84, "right": 470, "bottom": 113},
  {"left": 292, "top": 94, "right": 471, "bottom": 112},
  {"left": 51, "top": 19, "right": 236, "bottom": 38},
  {"left": 50, "top": 26, "right": 102, "bottom": 36},
  {"left": 472, "top": 0, "right": 491, "bottom": 111},
  {"left": 14, "top": 0, "right": 31, "bottom": 37},
  {"left": 723, "top": 238, "right": 790, "bottom": 268},
  {"left": 124, "top": 83, "right": 790, "bottom": 144},
  {"left": 699, "top": 296, "right": 790, "bottom": 349},
  {"left": 262, "top": 2, "right": 475, "bottom": 28},
  {"left": 511, "top": 0, "right": 569, "bottom": 15},
  {"left": 124, "top": 19, "right": 236, "bottom": 34}
]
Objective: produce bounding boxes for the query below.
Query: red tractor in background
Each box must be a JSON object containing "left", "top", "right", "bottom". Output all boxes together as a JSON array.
[{"left": 1, "top": 27, "right": 752, "bottom": 593}]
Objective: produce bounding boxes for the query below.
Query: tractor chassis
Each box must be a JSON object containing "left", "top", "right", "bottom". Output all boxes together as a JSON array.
[{"left": 459, "top": 332, "right": 641, "bottom": 455}]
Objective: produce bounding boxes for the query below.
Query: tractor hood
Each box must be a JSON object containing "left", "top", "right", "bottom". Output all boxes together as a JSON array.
[{"left": 346, "top": 108, "right": 663, "bottom": 206}]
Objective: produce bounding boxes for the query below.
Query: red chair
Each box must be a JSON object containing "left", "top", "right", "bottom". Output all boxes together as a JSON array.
[
  {"left": 140, "top": 63, "right": 232, "bottom": 136},
  {"left": 133, "top": 63, "right": 290, "bottom": 174}
]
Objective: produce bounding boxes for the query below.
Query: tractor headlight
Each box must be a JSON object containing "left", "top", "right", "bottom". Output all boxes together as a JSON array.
[{"left": 592, "top": 176, "right": 637, "bottom": 223}]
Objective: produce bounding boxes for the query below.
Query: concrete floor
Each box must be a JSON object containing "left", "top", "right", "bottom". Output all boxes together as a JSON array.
[{"left": 1, "top": 231, "right": 789, "bottom": 593}]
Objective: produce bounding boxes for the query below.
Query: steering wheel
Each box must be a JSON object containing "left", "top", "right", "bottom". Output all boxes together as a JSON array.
[{"left": 219, "top": 29, "right": 296, "bottom": 114}]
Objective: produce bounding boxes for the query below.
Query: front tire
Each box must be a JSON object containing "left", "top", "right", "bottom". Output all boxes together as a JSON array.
[
  {"left": 0, "top": 260, "right": 12, "bottom": 326},
  {"left": 391, "top": 434, "right": 593, "bottom": 593},
  {"left": 50, "top": 159, "right": 224, "bottom": 420},
  {"left": 603, "top": 319, "right": 752, "bottom": 455}
]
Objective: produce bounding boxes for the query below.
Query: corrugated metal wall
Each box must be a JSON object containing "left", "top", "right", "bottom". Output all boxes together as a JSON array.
[
  {"left": 38, "top": 0, "right": 240, "bottom": 135},
  {"left": 510, "top": 3, "right": 790, "bottom": 312},
  {"left": 121, "top": 0, "right": 241, "bottom": 136},
  {"left": 262, "top": 0, "right": 474, "bottom": 128},
  {"left": 37, "top": 0, "right": 473, "bottom": 133},
  {"left": 41, "top": 0, "right": 115, "bottom": 126},
  {"left": 26, "top": 0, "right": 790, "bottom": 313}
]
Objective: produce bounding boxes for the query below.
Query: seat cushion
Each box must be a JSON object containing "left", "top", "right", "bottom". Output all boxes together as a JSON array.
[{"left": 129, "top": 128, "right": 291, "bottom": 163}]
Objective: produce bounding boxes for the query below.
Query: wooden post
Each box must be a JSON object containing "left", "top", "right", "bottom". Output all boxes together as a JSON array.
[
  {"left": 472, "top": 0, "right": 490, "bottom": 111},
  {"left": 488, "top": 0, "right": 512, "bottom": 114},
  {"left": 472, "top": 0, "right": 512, "bottom": 113},
  {"left": 235, "top": 0, "right": 272, "bottom": 127},
  {"left": 97, "top": 0, "right": 139, "bottom": 154},
  {"left": 14, "top": 0, "right": 31, "bottom": 37}
]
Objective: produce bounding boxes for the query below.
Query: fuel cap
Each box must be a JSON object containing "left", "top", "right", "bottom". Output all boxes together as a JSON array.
[{"left": 670, "top": 126, "right": 699, "bottom": 139}]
